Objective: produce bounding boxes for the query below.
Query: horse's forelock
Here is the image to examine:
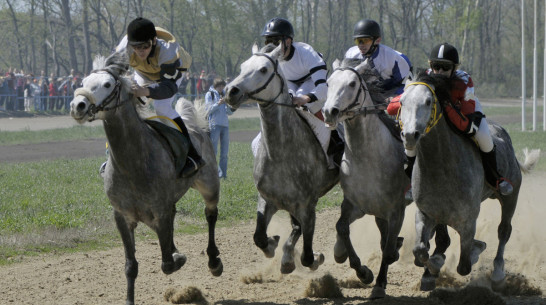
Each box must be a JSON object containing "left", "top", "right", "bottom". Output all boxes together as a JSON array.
[
  {"left": 339, "top": 58, "right": 364, "bottom": 69},
  {"left": 414, "top": 73, "right": 452, "bottom": 103}
]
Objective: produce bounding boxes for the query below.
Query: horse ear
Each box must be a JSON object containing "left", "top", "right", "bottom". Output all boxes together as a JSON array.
[
  {"left": 252, "top": 43, "right": 259, "bottom": 55},
  {"left": 355, "top": 58, "right": 371, "bottom": 75},
  {"left": 268, "top": 44, "right": 284, "bottom": 61},
  {"left": 332, "top": 59, "right": 341, "bottom": 70}
]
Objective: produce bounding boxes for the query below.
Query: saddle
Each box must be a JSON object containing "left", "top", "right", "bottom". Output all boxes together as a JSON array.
[{"left": 145, "top": 119, "right": 189, "bottom": 176}]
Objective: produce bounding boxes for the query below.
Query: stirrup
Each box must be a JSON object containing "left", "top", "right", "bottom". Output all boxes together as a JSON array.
[{"left": 497, "top": 179, "right": 513, "bottom": 196}]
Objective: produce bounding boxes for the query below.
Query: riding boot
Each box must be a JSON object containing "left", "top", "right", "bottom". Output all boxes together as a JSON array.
[
  {"left": 173, "top": 117, "right": 206, "bottom": 178},
  {"left": 404, "top": 155, "right": 416, "bottom": 201},
  {"left": 480, "top": 145, "right": 513, "bottom": 196},
  {"left": 327, "top": 129, "right": 344, "bottom": 168}
]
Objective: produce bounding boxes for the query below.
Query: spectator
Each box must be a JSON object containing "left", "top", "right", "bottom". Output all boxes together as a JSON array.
[
  {"left": 189, "top": 72, "right": 197, "bottom": 101},
  {"left": 205, "top": 78, "right": 233, "bottom": 179},
  {"left": 48, "top": 77, "right": 58, "bottom": 111},
  {"left": 197, "top": 70, "right": 206, "bottom": 95},
  {"left": 0, "top": 76, "right": 7, "bottom": 110},
  {"left": 178, "top": 72, "right": 190, "bottom": 96},
  {"left": 23, "top": 77, "right": 32, "bottom": 112},
  {"left": 6, "top": 71, "right": 15, "bottom": 111}
]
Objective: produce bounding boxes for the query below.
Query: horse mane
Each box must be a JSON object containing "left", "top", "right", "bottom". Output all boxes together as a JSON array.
[
  {"left": 413, "top": 72, "right": 452, "bottom": 105},
  {"left": 339, "top": 58, "right": 391, "bottom": 104}
]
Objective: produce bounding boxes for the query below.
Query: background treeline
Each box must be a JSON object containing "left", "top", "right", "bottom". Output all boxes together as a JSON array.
[{"left": 0, "top": 0, "right": 541, "bottom": 97}]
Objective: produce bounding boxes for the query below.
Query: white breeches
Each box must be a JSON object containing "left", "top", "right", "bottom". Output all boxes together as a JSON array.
[{"left": 134, "top": 73, "right": 182, "bottom": 119}]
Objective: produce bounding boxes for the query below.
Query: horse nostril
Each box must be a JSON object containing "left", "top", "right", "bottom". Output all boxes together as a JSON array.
[
  {"left": 331, "top": 108, "right": 339, "bottom": 117},
  {"left": 414, "top": 131, "right": 420, "bottom": 140},
  {"left": 229, "top": 87, "right": 239, "bottom": 96},
  {"left": 76, "top": 102, "right": 86, "bottom": 112}
]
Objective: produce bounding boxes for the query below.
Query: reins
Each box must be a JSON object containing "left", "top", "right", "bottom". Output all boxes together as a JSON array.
[
  {"left": 246, "top": 52, "right": 295, "bottom": 108},
  {"left": 334, "top": 66, "right": 387, "bottom": 117}
]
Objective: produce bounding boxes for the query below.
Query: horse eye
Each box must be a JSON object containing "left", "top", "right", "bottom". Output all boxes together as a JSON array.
[
  {"left": 349, "top": 81, "right": 356, "bottom": 88},
  {"left": 259, "top": 67, "right": 267, "bottom": 73},
  {"left": 104, "top": 82, "right": 111, "bottom": 88},
  {"left": 426, "top": 98, "right": 431, "bottom": 106}
]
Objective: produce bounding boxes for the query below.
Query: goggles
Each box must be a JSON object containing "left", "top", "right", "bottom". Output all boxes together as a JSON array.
[
  {"left": 430, "top": 62, "right": 454, "bottom": 72},
  {"left": 132, "top": 41, "right": 152, "bottom": 51},
  {"left": 264, "top": 36, "right": 283, "bottom": 46},
  {"left": 354, "top": 37, "right": 373, "bottom": 45}
]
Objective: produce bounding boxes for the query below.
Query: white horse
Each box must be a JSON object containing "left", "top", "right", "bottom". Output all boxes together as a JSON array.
[
  {"left": 224, "top": 44, "right": 339, "bottom": 273},
  {"left": 70, "top": 52, "right": 223, "bottom": 305}
]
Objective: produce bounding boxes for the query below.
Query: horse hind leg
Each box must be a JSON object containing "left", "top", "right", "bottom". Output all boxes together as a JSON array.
[
  {"left": 280, "top": 215, "right": 301, "bottom": 274},
  {"left": 114, "top": 211, "right": 139, "bottom": 305},
  {"left": 492, "top": 195, "right": 518, "bottom": 287},
  {"left": 157, "top": 205, "right": 186, "bottom": 275},
  {"left": 253, "top": 196, "right": 280, "bottom": 258},
  {"left": 335, "top": 199, "right": 373, "bottom": 284},
  {"left": 205, "top": 200, "right": 223, "bottom": 276},
  {"left": 298, "top": 205, "right": 325, "bottom": 271}
]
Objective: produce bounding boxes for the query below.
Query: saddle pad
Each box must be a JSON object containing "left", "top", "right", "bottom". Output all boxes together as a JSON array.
[
  {"left": 251, "top": 109, "right": 331, "bottom": 165},
  {"left": 145, "top": 120, "right": 189, "bottom": 175}
]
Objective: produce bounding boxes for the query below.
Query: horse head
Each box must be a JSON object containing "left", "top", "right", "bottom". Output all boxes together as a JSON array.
[
  {"left": 70, "top": 52, "right": 132, "bottom": 123},
  {"left": 224, "top": 43, "right": 289, "bottom": 109},
  {"left": 399, "top": 73, "right": 450, "bottom": 151},
  {"left": 323, "top": 58, "right": 373, "bottom": 127}
]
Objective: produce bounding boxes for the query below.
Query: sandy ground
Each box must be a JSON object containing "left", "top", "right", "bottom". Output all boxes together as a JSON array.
[
  {"left": 0, "top": 174, "right": 545, "bottom": 304},
  {"left": 1, "top": 100, "right": 545, "bottom": 304}
]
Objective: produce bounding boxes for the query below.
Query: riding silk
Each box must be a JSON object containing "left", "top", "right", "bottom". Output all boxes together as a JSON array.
[
  {"left": 387, "top": 70, "right": 481, "bottom": 136},
  {"left": 280, "top": 42, "right": 327, "bottom": 114},
  {"left": 345, "top": 44, "right": 411, "bottom": 94}
]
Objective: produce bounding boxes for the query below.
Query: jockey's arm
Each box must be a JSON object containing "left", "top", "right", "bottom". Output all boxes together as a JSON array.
[{"left": 146, "top": 60, "right": 182, "bottom": 100}]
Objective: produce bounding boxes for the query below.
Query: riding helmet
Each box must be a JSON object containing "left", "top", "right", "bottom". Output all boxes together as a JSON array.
[
  {"left": 127, "top": 17, "right": 157, "bottom": 45},
  {"left": 261, "top": 17, "right": 294, "bottom": 38},
  {"left": 353, "top": 19, "right": 381, "bottom": 39},
  {"left": 429, "top": 43, "right": 460, "bottom": 64}
]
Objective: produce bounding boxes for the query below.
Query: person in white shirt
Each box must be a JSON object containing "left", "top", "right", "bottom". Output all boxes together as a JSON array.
[{"left": 345, "top": 19, "right": 412, "bottom": 96}]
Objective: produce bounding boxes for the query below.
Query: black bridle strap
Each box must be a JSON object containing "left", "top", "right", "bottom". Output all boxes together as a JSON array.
[
  {"left": 333, "top": 66, "right": 387, "bottom": 117},
  {"left": 246, "top": 53, "right": 294, "bottom": 107},
  {"left": 82, "top": 69, "right": 124, "bottom": 119}
]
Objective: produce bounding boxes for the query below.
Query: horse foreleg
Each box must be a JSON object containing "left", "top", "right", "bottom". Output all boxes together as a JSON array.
[
  {"left": 492, "top": 196, "right": 517, "bottom": 286},
  {"left": 414, "top": 209, "right": 438, "bottom": 291},
  {"left": 280, "top": 215, "right": 301, "bottom": 274},
  {"left": 205, "top": 202, "right": 223, "bottom": 276},
  {"left": 425, "top": 224, "right": 450, "bottom": 277},
  {"left": 299, "top": 204, "right": 324, "bottom": 271},
  {"left": 254, "top": 196, "right": 279, "bottom": 258},
  {"left": 335, "top": 198, "right": 373, "bottom": 284},
  {"left": 157, "top": 205, "right": 186, "bottom": 275},
  {"left": 114, "top": 211, "right": 138, "bottom": 305}
]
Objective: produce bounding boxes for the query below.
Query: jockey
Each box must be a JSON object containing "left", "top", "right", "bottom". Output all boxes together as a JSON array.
[
  {"left": 115, "top": 17, "right": 205, "bottom": 178},
  {"left": 387, "top": 42, "right": 513, "bottom": 197},
  {"left": 345, "top": 19, "right": 412, "bottom": 97},
  {"left": 261, "top": 17, "right": 343, "bottom": 165}
]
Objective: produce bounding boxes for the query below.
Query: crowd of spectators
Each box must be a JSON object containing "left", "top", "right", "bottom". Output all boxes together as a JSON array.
[{"left": 0, "top": 68, "right": 227, "bottom": 112}]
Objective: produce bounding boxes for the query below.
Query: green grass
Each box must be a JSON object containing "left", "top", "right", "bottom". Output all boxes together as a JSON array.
[{"left": 0, "top": 117, "right": 261, "bottom": 145}]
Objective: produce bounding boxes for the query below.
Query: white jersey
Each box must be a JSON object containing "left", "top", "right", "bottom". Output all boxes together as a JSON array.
[
  {"left": 345, "top": 44, "right": 411, "bottom": 94},
  {"left": 279, "top": 42, "right": 327, "bottom": 114}
]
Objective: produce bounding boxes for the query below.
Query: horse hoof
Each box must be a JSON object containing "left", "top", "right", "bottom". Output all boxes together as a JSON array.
[
  {"left": 413, "top": 247, "right": 429, "bottom": 265},
  {"left": 334, "top": 253, "right": 348, "bottom": 264},
  {"left": 262, "top": 236, "right": 280, "bottom": 258},
  {"left": 209, "top": 258, "right": 223, "bottom": 277},
  {"left": 281, "top": 262, "right": 296, "bottom": 274},
  {"left": 162, "top": 253, "right": 186, "bottom": 274},
  {"left": 309, "top": 252, "right": 325, "bottom": 271},
  {"left": 470, "top": 240, "right": 487, "bottom": 265},
  {"left": 356, "top": 266, "right": 374, "bottom": 284},
  {"left": 491, "top": 276, "right": 506, "bottom": 292},
  {"left": 370, "top": 286, "right": 386, "bottom": 299},
  {"left": 426, "top": 254, "right": 445, "bottom": 276},
  {"left": 420, "top": 273, "right": 436, "bottom": 291}
]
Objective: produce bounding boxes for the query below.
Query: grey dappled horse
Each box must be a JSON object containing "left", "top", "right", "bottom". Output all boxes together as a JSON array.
[
  {"left": 70, "top": 52, "right": 223, "bottom": 305},
  {"left": 322, "top": 58, "right": 449, "bottom": 299},
  {"left": 399, "top": 73, "right": 540, "bottom": 291},
  {"left": 224, "top": 44, "right": 339, "bottom": 273}
]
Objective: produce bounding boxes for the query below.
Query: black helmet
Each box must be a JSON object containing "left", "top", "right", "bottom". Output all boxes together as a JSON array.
[
  {"left": 353, "top": 19, "right": 381, "bottom": 39},
  {"left": 429, "top": 43, "right": 459, "bottom": 64},
  {"left": 127, "top": 17, "right": 157, "bottom": 45},
  {"left": 261, "top": 17, "right": 294, "bottom": 38}
]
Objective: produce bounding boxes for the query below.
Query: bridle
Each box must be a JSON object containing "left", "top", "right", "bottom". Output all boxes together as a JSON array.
[
  {"left": 245, "top": 52, "right": 294, "bottom": 108},
  {"left": 333, "top": 66, "right": 386, "bottom": 117},
  {"left": 73, "top": 69, "right": 124, "bottom": 121},
  {"left": 397, "top": 81, "right": 443, "bottom": 134}
]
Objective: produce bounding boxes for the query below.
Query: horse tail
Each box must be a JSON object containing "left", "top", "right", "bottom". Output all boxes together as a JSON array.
[
  {"left": 175, "top": 97, "right": 209, "bottom": 132},
  {"left": 518, "top": 148, "right": 541, "bottom": 174}
]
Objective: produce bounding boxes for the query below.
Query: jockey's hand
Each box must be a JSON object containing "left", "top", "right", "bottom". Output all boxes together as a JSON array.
[
  {"left": 218, "top": 97, "right": 225, "bottom": 105},
  {"left": 131, "top": 84, "right": 150, "bottom": 97},
  {"left": 292, "top": 95, "right": 311, "bottom": 107}
]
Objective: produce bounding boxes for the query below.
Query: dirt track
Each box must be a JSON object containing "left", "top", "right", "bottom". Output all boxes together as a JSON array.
[{"left": 0, "top": 102, "right": 545, "bottom": 304}]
